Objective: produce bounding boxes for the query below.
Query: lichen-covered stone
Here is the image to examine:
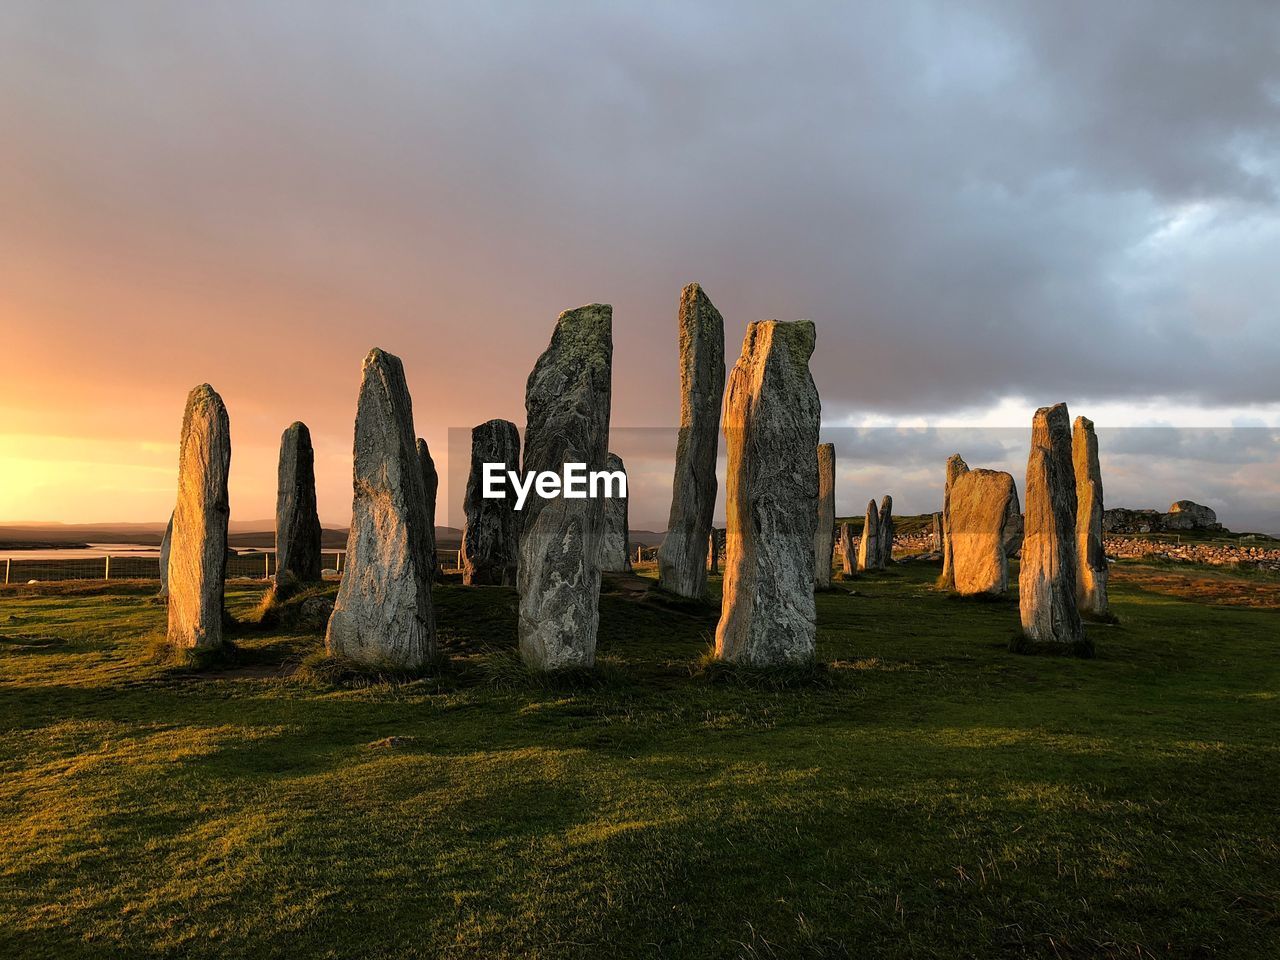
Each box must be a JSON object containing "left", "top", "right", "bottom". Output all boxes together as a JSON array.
[
  {"left": 166, "top": 384, "right": 231, "bottom": 650},
  {"left": 598, "top": 452, "right": 632, "bottom": 573},
  {"left": 518, "top": 304, "right": 612, "bottom": 670},
  {"left": 856, "top": 499, "right": 879, "bottom": 572},
  {"left": 1018, "top": 403, "right": 1086, "bottom": 653},
  {"left": 877, "top": 494, "right": 894, "bottom": 567},
  {"left": 461, "top": 419, "right": 521, "bottom": 586},
  {"left": 814, "top": 443, "right": 836, "bottom": 587},
  {"left": 940, "top": 454, "right": 970, "bottom": 587},
  {"left": 659, "top": 283, "right": 726, "bottom": 599},
  {"left": 715, "top": 320, "right": 820, "bottom": 666},
  {"left": 417, "top": 438, "right": 439, "bottom": 581},
  {"left": 948, "top": 469, "right": 1020, "bottom": 596},
  {"left": 274, "top": 421, "right": 322, "bottom": 591},
  {"left": 325, "top": 349, "right": 437, "bottom": 668},
  {"left": 1073, "top": 416, "right": 1108, "bottom": 617}
]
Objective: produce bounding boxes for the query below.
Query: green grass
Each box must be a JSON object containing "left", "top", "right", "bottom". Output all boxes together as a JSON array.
[{"left": 1, "top": 564, "right": 1278, "bottom": 959}]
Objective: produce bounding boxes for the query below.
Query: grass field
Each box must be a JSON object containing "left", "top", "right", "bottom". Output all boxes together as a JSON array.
[{"left": 1, "top": 560, "right": 1278, "bottom": 959}]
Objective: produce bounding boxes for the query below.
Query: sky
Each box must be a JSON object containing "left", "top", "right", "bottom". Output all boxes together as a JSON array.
[{"left": 1, "top": 1, "right": 1278, "bottom": 533}]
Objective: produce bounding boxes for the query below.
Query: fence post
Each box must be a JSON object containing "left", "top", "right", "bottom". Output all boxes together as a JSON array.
[
  {"left": 104, "top": 555, "right": 111, "bottom": 581},
  {"left": 335, "top": 551, "right": 341, "bottom": 573},
  {"left": 4, "top": 558, "right": 9, "bottom": 585}
]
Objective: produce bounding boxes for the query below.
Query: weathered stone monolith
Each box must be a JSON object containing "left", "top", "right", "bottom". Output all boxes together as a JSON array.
[
  {"left": 939, "top": 454, "right": 970, "bottom": 587},
  {"left": 814, "top": 443, "right": 836, "bottom": 587},
  {"left": 1018, "top": 403, "right": 1086, "bottom": 653},
  {"left": 461, "top": 419, "right": 521, "bottom": 586},
  {"left": 707, "top": 527, "right": 726, "bottom": 573},
  {"left": 274, "top": 421, "right": 322, "bottom": 592},
  {"left": 518, "top": 304, "right": 613, "bottom": 670},
  {"left": 715, "top": 320, "right": 820, "bottom": 665},
  {"left": 417, "top": 438, "right": 439, "bottom": 581},
  {"left": 877, "top": 494, "right": 894, "bottom": 567},
  {"left": 838, "top": 522, "right": 856, "bottom": 576},
  {"left": 931, "top": 512, "right": 943, "bottom": 551},
  {"left": 598, "top": 452, "right": 632, "bottom": 573},
  {"left": 856, "top": 499, "right": 879, "bottom": 572},
  {"left": 166, "top": 384, "right": 231, "bottom": 651},
  {"left": 325, "top": 349, "right": 437, "bottom": 668},
  {"left": 156, "top": 511, "right": 174, "bottom": 599},
  {"left": 1073, "top": 416, "right": 1108, "bottom": 618},
  {"left": 948, "top": 469, "right": 1020, "bottom": 596},
  {"left": 659, "top": 283, "right": 726, "bottom": 599}
]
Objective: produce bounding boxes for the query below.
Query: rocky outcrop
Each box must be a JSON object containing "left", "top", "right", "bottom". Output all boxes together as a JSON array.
[
  {"left": 715, "top": 320, "right": 820, "bottom": 666},
  {"left": 1018, "top": 403, "right": 1086, "bottom": 654},
  {"left": 166, "top": 384, "right": 232, "bottom": 651},
  {"left": 1073, "top": 416, "right": 1108, "bottom": 617},
  {"left": 518, "top": 304, "right": 613, "bottom": 670},
  {"left": 659, "top": 283, "right": 726, "bottom": 599},
  {"left": 1165, "top": 500, "right": 1222, "bottom": 530},
  {"left": 814, "top": 443, "right": 836, "bottom": 587},
  {"left": 940, "top": 454, "right": 969, "bottom": 587},
  {"left": 1103, "top": 501, "right": 1224, "bottom": 534},
  {"left": 417, "top": 438, "right": 439, "bottom": 580},
  {"left": 877, "top": 494, "right": 894, "bottom": 567},
  {"left": 274, "top": 421, "right": 322, "bottom": 592},
  {"left": 598, "top": 452, "right": 632, "bottom": 573},
  {"left": 325, "top": 349, "right": 437, "bottom": 669},
  {"left": 857, "top": 499, "right": 880, "bottom": 572},
  {"left": 461, "top": 419, "right": 521, "bottom": 586},
  {"left": 948, "top": 469, "right": 1020, "bottom": 596}
]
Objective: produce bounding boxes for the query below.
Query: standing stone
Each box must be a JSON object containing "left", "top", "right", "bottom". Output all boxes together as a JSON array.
[
  {"left": 417, "top": 438, "right": 439, "bottom": 581},
  {"left": 518, "top": 304, "right": 613, "bottom": 670},
  {"left": 948, "top": 469, "right": 1020, "bottom": 596},
  {"left": 707, "top": 528, "right": 723, "bottom": 574},
  {"left": 156, "top": 511, "right": 174, "bottom": 599},
  {"left": 325, "top": 349, "right": 437, "bottom": 668},
  {"left": 931, "top": 512, "right": 943, "bottom": 552},
  {"left": 274, "top": 421, "right": 322, "bottom": 592},
  {"left": 715, "top": 320, "right": 821, "bottom": 666},
  {"left": 658, "top": 283, "right": 726, "bottom": 599},
  {"left": 877, "top": 494, "right": 894, "bottom": 567},
  {"left": 940, "top": 454, "right": 970, "bottom": 587},
  {"left": 1073, "top": 416, "right": 1108, "bottom": 618},
  {"left": 597, "top": 452, "right": 632, "bottom": 573},
  {"left": 166, "top": 384, "right": 231, "bottom": 651},
  {"left": 1018, "top": 403, "right": 1086, "bottom": 653},
  {"left": 838, "top": 522, "right": 856, "bottom": 576},
  {"left": 814, "top": 443, "right": 836, "bottom": 587},
  {"left": 461, "top": 419, "right": 521, "bottom": 585},
  {"left": 856, "top": 499, "right": 880, "bottom": 572}
]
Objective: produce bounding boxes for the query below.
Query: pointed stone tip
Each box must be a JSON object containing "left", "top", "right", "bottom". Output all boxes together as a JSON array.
[
  {"left": 185, "top": 383, "right": 225, "bottom": 413},
  {"left": 1074, "top": 415, "right": 1095, "bottom": 432}
]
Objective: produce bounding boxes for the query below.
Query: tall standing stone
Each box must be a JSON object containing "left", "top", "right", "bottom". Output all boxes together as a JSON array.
[
  {"left": 939, "top": 454, "right": 970, "bottom": 587},
  {"left": 461, "top": 419, "right": 521, "bottom": 586},
  {"left": 856, "top": 499, "right": 879, "bottom": 572},
  {"left": 417, "top": 438, "right": 439, "bottom": 581},
  {"left": 948, "top": 469, "right": 1020, "bottom": 596},
  {"left": 658, "top": 283, "right": 726, "bottom": 599},
  {"left": 715, "top": 320, "right": 820, "bottom": 666},
  {"left": 166, "top": 384, "right": 231, "bottom": 651},
  {"left": 877, "top": 494, "right": 894, "bottom": 567},
  {"left": 1018, "top": 403, "right": 1086, "bottom": 653},
  {"left": 814, "top": 443, "right": 836, "bottom": 587},
  {"left": 598, "top": 452, "right": 632, "bottom": 573},
  {"left": 157, "top": 511, "right": 174, "bottom": 599},
  {"left": 274, "top": 421, "right": 322, "bottom": 592},
  {"left": 325, "top": 349, "right": 437, "bottom": 668},
  {"left": 1073, "top": 416, "right": 1108, "bottom": 618},
  {"left": 838, "top": 522, "right": 856, "bottom": 576},
  {"left": 518, "top": 304, "right": 613, "bottom": 670}
]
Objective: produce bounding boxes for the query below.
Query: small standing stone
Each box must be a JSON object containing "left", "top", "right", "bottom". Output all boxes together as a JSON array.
[
  {"left": 715, "top": 320, "right": 821, "bottom": 666},
  {"left": 940, "top": 454, "right": 970, "bottom": 587},
  {"left": 814, "top": 443, "right": 836, "bottom": 587},
  {"left": 518, "top": 304, "right": 613, "bottom": 670},
  {"left": 877, "top": 494, "right": 894, "bottom": 567},
  {"left": 598, "top": 452, "right": 632, "bottom": 573},
  {"left": 1018, "top": 403, "right": 1086, "bottom": 654},
  {"left": 707, "top": 528, "right": 726, "bottom": 573},
  {"left": 1073, "top": 416, "right": 1108, "bottom": 618},
  {"left": 948, "top": 469, "right": 1020, "bottom": 596},
  {"left": 931, "top": 512, "right": 943, "bottom": 552},
  {"left": 838, "top": 522, "right": 856, "bottom": 576},
  {"left": 417, "top": 438, "right": 439, "bottom": 581},
  {"left": 274, "top": 421, "right": 322, "bottom": 592},
  {"left": 856, "top": 499, "right": 880, "bottom": 572},
  {"left": 325, "top": 349, "right": 437, "bottom": 668},
  {"left": 659, "top": 283, "right": 726, "bottom": 599},
  {"left": 166, "top": 384, "right": 232, "bottom": 651},
  {"left": 461, "top": 420, "right": 521, "bottom": 586}
]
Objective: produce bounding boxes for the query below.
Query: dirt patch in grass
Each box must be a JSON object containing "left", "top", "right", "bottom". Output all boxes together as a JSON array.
[{"left": 1112, "top": 563, "right": 1280, "bottom": 608}]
